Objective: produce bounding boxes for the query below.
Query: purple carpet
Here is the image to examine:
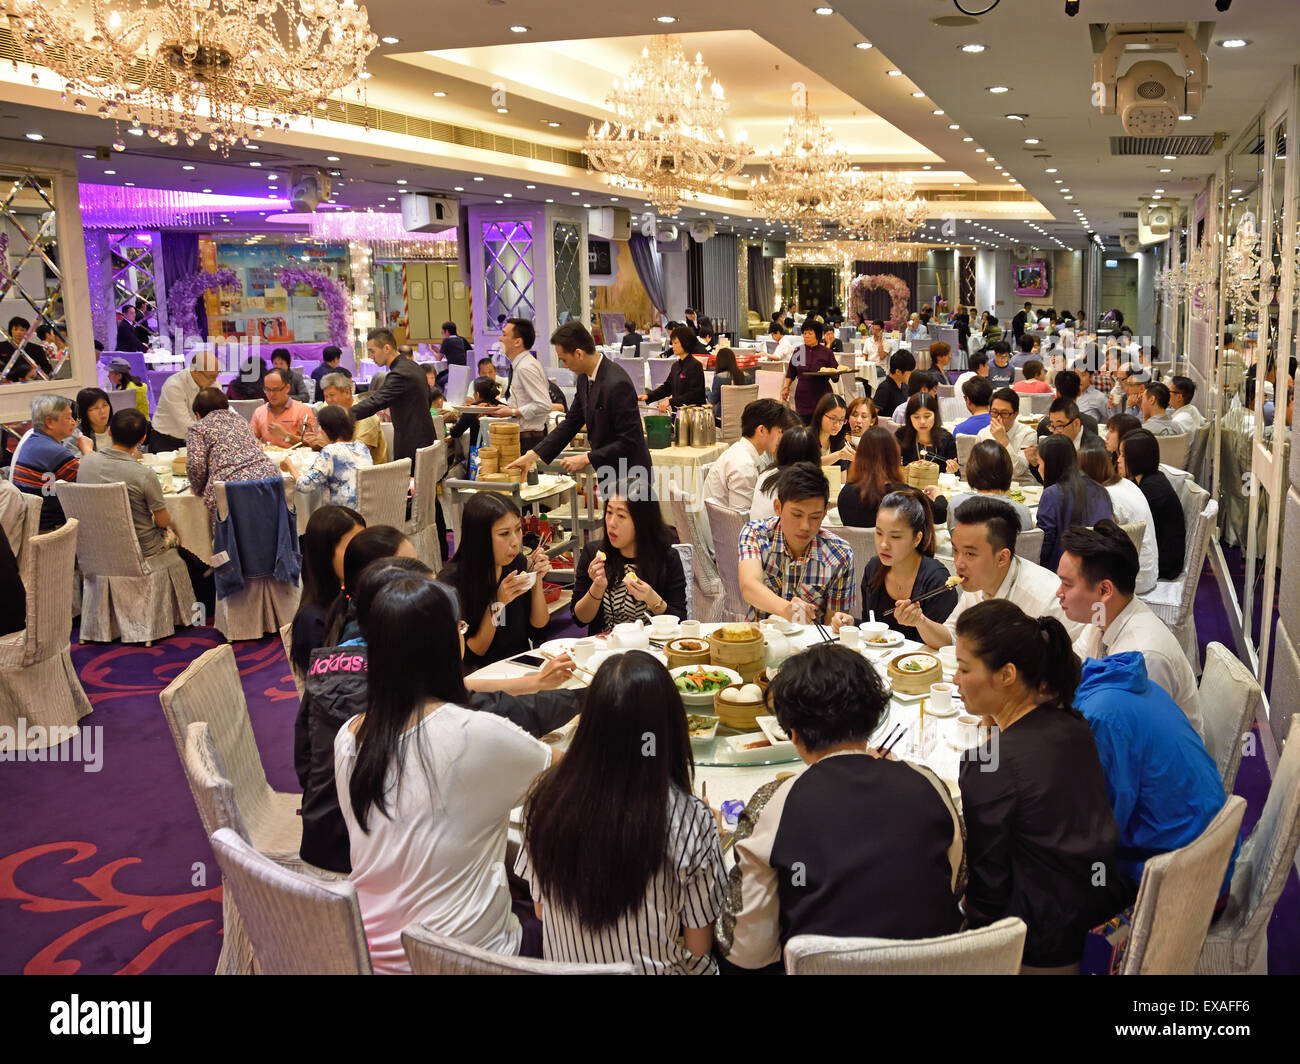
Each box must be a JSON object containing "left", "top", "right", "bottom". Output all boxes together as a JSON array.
[{"left": 0, "top": 573, "right": 1295, "bottom": 975}]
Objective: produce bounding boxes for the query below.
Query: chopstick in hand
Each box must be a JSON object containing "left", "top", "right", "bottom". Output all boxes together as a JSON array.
[
  {"left": 880, "top": 724, "right": 908, "bottom": 758},
  {"left": 881, "top": 579, "right": 960, "bottom": 619},
  {"left": 874, "top": 723, "right": 904, "bottom": 757}
]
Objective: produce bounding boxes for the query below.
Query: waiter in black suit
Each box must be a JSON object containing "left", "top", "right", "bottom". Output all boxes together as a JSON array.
[
  {"left": 351, "top": 328, "right": 434, "bottom": 464},
  {"left": 639, "top": 324, "right": 707, "bottom": 411},
  {"left": 507, "top": 321, "right": 654, "bottom": 495}
]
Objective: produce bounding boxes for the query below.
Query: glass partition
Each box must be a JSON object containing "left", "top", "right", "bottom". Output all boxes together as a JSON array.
[
  {"left": 0, "top": 171, "right": 70, "bottom": 385},
  {"left": 482, "top": 220, "right": 535, "bottom": 324},
  {"left": 552, "top": 221, "right": 582, "bottom": 326}
]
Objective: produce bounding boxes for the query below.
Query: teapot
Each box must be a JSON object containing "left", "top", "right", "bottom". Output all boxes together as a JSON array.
[
  {"left": 759, "top": 621, "right": 792, "bottom": 669},
  {"left": 610, "top": 621, "right": 650, "bottom": 650}
]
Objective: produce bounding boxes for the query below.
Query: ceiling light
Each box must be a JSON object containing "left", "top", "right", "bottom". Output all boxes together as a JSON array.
[
  {"left": 525, "top": 184, "right": 536, "bottom": 189},
  {"left": 182, "top": 164, "right": 196, "bottom": 170},
  {"left": 495, "top": 199, "right": 504, "bottom": 204},
  {"left": 249, "top": 160, "right": 261, "bottom": 167},
  {"left": 974, "top": 147, "right": 984, "bottom": 153},
  {"left": 571, "top": 191, "right": 580, "bottom": 196},
  {"left": 268, "top": 185, "right": 277, "bottom": 190},
  {"left": 453, "top": 186, "right": 464, "bottom": 191},
  {"left": 547, "top": 121, "right": 561, "bottom": 127},
  {"left": 987, "top": 86, "right": 1010, "bottom": 94},
  {"left": 582, "top": 202, "right": 591, "bottom": 207},
  {"left": 381, "top": 35, "right": 400, "bottom": 44},
  {"left": 396, "top": 178, "right": 407, "bottom": 184},
  {"left": 1154, "top": 188, "right": 1164, "bottom": 194},
  {"left": 1178, "top": 114, "right": 1194, "bottom": 121},
  {"left": 503, "top": 193, "right": 512, "bottom": 198},
  {"left": 1218, "top": 39, "right": 1250, "bottom": 48},
  {"left": 814, "top": 6, "right": 834, "bottom": 14},
  {"left": 921, "top": 164, "right": 932, "bottom": 170},
  {"left": 887, "top": 69, "right": 902, "bottom": 77},
  {"left": 655, "top": 14, "right": 678, "bottom": 23},
  {"left": 267, "top": 173, "right": 279, "bottom": 180},
  {"left": 1063, "top": 195, "right": 1073, "bottom": 200},
  {"left": 202, "top": 187, "right": 212, "bottom": 192},
  {"left": 1005, "top": 113, "right": 1026, "bottom": 121},
  {"left": 1054, "top": 178, "right": 1063, "bottom": 183},
  {"left": 855, "top": 41, "right": 873, "bottom": 50},
  {"left": 433, "top": 91, "right": 447, "bottom": 98},
  {"left": 496, "top": 107, "right": 509, "bottom": 114},
  {"left": 127, "top": 127, "right": 143, "bottom": 136},
  {"left": 509, "top": 24, "right": 530, "bottom": 33},
  {"left": 911, "top": 91, "right": 925, "bottom": 98},
  {"left": 948, "top": 123, "right": 960, "bottom": 130},
  {"left": 932, "top": 109, "right": 945, "bottom": 115},
  {"left": 1024, "top": 138, "right": 1040, "bottom": 145},
  {"left": 961, "top": 43, "right": 986, "bottom": 53},
  {"left": 124, "top": 182, "right": 135, "bottom": 186},
  {"left": 326, "top": 155, "right": 340, "bottom": 162},
  {"left": 387, "top": 195, "right": 396, "bottom": 201},
  {"left": 1045, "top": 167, "right": 1058, "bottom": 174},
  {"left": 25, "top": 131, "right": 43, "bottom": 140},
  {"left": 103, "top": 169, "right": 116, "bottom": 175},
  {"left": 962, "top": 137, "right": 973, "bottom": 142},
  {"left": 1159, "top": 167, "right": 1172, "bottom": 173},
  {"left": 1163, "top": 155, "right": 1178, "bottom": 161},
  {"left": 473, "top": 176, "right": 485, "bottom": 181},
  {"left": 545, "top": 198, "right": 554, "bottom": 202}
]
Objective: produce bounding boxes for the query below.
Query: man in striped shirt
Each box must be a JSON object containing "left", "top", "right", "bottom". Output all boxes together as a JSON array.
[
  {"left": 12, "top": 394, "right": 81, "bottom": 530},
  {"left": 497, "top": 317, "right": 553, "bottom": 453},
  {"left": 738, "top": 462, "right": 854, "bottom": 628}
]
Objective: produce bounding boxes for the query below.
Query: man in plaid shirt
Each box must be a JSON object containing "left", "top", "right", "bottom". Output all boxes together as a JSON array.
[{"left": 737, "top": 462, "right": 855, "bottom": 629}]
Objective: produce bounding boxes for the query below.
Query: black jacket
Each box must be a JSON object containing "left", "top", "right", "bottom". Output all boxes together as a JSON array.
[
  {"left": 644, "top": 355, "right": 706, "bottom": 408},
  {"left": 1138, "top": 471, "right": 1186, "bottom": 580},
  {"left": 441, "top": 335, "right": 470, "bottom": 366},
  {"left": 351, "top": 353, "right": 434, "bottom": 464},
  {"left": 293, "top": 643, "right": 583, "bottom": 873},
  {"left": 534, "top": 355, "right": 653, "bottom": 485},
  {"left": 115, "top": 319, "right": 146, "bottom": 353}
]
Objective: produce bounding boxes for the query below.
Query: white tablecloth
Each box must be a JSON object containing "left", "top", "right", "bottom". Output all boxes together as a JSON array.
[{"left": 650, "top": 442, "right": 728, "bottom": 523}]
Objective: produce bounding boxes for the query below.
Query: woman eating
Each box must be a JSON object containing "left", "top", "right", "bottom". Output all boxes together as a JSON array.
[
  {"left": 1035, "top": 435, "right": 1112, "bottom": 570},
  {"left": 289, "top": 505, "right": 365, "bottom": 677},
  {"left": 845, "top": 396, "right": 876, "bottom": 444},
  {"left": 104, "top": 357, "right": 150, "bottom": 416},
  {"left": 836, "top": 426, "right": 907, "bottom": 529},
  {"left": 517, "top": 650, "right": 725, "bottom": 973},
  {"left": 437, "top": 492, "right": 552, "bottom": 670},
  {"left": 863, "top": 488, "right": 957, "bottom": 640},
  {"left": 748, "top": 426, "right": 822, "bottom": 524},
  {"left": 225, "top": 355, "right": 268, "bottom": 401},
  {"left": 573, "top": 491, "right": 686, "bottom": 633},
  {"left": 1077, "top": 443, "right": 1159, "bottom": 595},
  {"left": 185, "top": 387, "right": 280, "bottom": 518},
  {"left": 954, "top": 600, "right": 1130, "bottom": 972},
  {"left": 75, "top": 387, "right": 112, "bottom": 452},
  {"left": 810, "top": 393, "right": 854, "bottom": 470},
  {"left": 896, "top": 392, "right": 958, "bottom": 473},
  {"left": 1117, "top": 428, "right": 1185, "bottom": 580},
  {"left": 944, "top": 439, "right": 1033, "bottom": 531},
  {"left": 335, "top": 574, "right": 557, "bottom": 972}
]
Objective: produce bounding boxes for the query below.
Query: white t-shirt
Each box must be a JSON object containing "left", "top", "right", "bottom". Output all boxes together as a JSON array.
[
  {"left": 703, "top": 438, "right": 767, "bottom": 513},
  {"left": 335, "top": 702, "right": 551, "bottom": 974},
  {"left": 1103, "top": 477, "right": 1159, "bottom": 596}
]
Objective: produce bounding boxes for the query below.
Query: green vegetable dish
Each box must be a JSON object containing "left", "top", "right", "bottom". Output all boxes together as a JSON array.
[{"left": 673, "top": 668, "right": 734, "bottom": 694}]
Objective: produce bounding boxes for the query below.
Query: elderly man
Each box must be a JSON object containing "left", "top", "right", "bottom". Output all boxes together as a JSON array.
[
  {"left": 249, "top": 367, "right": 316, "bottom": 446},
  {"left": 310, "top": 372, "right": 388, "bottom": 465},
  {"left": 152, "top": 347, "right": 221, "bottom": 450},
  {"left": 12, "top": 395, "right": 80, "bottom": 530}
]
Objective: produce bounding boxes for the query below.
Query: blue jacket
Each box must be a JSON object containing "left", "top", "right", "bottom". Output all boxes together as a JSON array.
[
  {"left": 1036, "top": 476, "right": 1112, "bottom": 571},
  {"left": 1075, "top": 653, "right": 1237, "bottom": 892},
  {"left": 212, "top": 476, "right": 301, "bottom": 597}
]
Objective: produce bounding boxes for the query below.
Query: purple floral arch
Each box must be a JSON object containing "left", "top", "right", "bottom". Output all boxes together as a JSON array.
[
  {"left": 849, "top": 273, "right": 911, "bottom": 331},
  {"left": 167, "top": 269, "right": 241, "bottom": 343},
  {"left": 277, "top": 266, "right": 351, "bottom": 348}
]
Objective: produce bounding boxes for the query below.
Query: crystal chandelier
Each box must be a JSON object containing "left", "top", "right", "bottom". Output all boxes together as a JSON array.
[
  {"left": 2, "top": 0, "right": 378, "bottom": 151},
  {"left": 749, "top": 104, "right": 853, "bottom": 240},
  {"left": 840, "top": 171, "right": 928, "bottom": 244},
  {"left": 1225, "top": 213, "right": 1272, "bottom": 326},
  {"left": 582, "top": 35, "right": 748, "bottom": 217}
]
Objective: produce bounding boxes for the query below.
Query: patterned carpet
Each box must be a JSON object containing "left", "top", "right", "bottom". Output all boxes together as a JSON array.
[{"left": 0, "top": 565, "right": 1296, "bottom": 974}]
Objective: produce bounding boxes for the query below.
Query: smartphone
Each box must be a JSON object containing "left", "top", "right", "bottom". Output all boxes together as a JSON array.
[{"left": 510, "top": 653, "right": 546, "bottom": 669}]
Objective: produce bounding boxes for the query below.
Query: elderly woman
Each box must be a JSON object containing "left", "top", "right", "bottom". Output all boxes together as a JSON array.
[{"left": 185, "top": 387, "right": 280, "bottom": 516}]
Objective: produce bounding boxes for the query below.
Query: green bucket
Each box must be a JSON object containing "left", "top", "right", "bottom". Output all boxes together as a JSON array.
[{"left": 644, "top": 414, "right": 673, "bottom": 449}]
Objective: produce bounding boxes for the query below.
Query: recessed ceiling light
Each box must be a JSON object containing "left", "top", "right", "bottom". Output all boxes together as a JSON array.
[
  {"left": 103, "top": 169, "right": 116, "bottom": 175},
  {"left": 249, "top": 161, "right": 261, "bottom": 167},
  {"left": 1054, "top": 178, "right": 1063, "bottom": 183},
  {"left": 921, "top": 164, "right": 932, "bottom": 170},
  {"left": 525, "top": 184, "right": 536, "bottom": 190},
  {"left": 1218, "top": 39, "right": 1250, "bottom": 48},
  {"left": 268, "top": 185, "right": 277, "bottom": 190},
  {"left": 182, "top": 164, "right": 196, "bottom": 170},
  {"left": 433, "top": 91, "right": 447, "bottom": 98},
  {"left": 814, "top": 6, "right": 834, "bottom": 14},
  {"left": 495, "top": 199, "right": 504, "bottom": 204},
  {"left": 974, "top": 147, "right": 985, "bottom": 153},
  {"left": 509, "top": 24, "right": 530, "bottom": 33},
  {"left": 962, "top": 137, "right": 973, "bottom": 142},
  {"left": 583, "top": 202, "right": 592, "bottom": 207},
  {"left": 571, "top": 191, "right": 580, "bottom": 196},
  {"left": 25, "top": 131, "right": 43, "bottom": 141},
  {"left": 987, "top": 86, "right": 1010, "bottom": 94},
  {"left": 932, "top": 109, "right": 945, "bottom": 116},
  {"left": 124, "top": 181, "right": 135, "bottom": 186},
  {"left": 1159, "top": 167, "right": 1172, "bottom": 173},
  {"left": 952, "top": 182, "right": 961, "bottom": 187},
  {"left": 503, "top": 193, "right": 512, "bottom": 198},
  {"left": 1045, "top": 167, "right": 1058, "bottom": 174},
  {"left": 1154, "top": 188, "right": 1165, "bottom": 194},
  {"left": 1163, "top": 155, "right": 1177, "bottom": 161},
  {"left": 887, "top": 69, "right": 902, "bottom": 77},
  {"left": 387, "top": 195, "right": 396, "bottom": 201},
  {"left": 201, "top": 187, "right": 212, "bottom": 193},
  {"left": 1063, "top": 195, "right": 1073, "bottom": 200},
  {"left": 655, "top": 14, "right": 678, "bottom": 23},
  {"left": 126, "top": 127, "right": 143, "bottom": 136},
  {"left": 1178, "top": 114, "right": 1194, "bottom": 121},
  {"left": 911, "top": 91, "right": 925, "bottom": 98},
  {"left": 1060, "top": 188, "right": 1070, "bottom": 192},
  {"left": 381, "top": 35, "right": 400, "bottom": 44},
  {"left": 396, "top": 178, "right": 407, "bottom": 184},
  {"left": 545, "top": 198, "right": 554, "bottom": 203},
  {"left": 496, "top": 107, "right": 509, "bottom": 114},
  {"left": 961, "top": 43, "right": 986, "bottom": 53},
  {"left": 547, "top": 121, "right": 561, "bottom": 127},
  {"left": 267, "top": 173, "right": 279, "bottom": 180},
  {"left": 948, "top": 123, "right": 960, "bottom": 130},
  {"left": 473, "top": 176, "right": 484, "bottom": 181},
  {"left": 855, "top": 41, "right": 873, "bottom": 50},
  {"left": 453, "top": 186, "right": 464, "bottom": 191},
  {"left": 1023, "top": 138, "right": 1041, "bottom": 146}
]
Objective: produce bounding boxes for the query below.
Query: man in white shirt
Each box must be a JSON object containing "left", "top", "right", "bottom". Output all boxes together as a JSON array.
[
  {"left": 1072, "top": 360, "right": 1110, "bottom": 424},
  {"left": 977, "top": 388, "right": 1039, "bottom": 486},
  {"left": 860, "top": 320, "right": 888, "bottom": 365},
  {"left": 953, "top": 351, "right": 989, "bottom": 396},
  {"left": 496, "top": 317, "right": 553, "bottom": 452},
  {"left": 767, "top": 323, "right": 796, "bottom": 361},
  {"left": 702, "top": 399, "right": 795, "bottom": 512},
  {"left": 151, "top": 347, "right": 221, "bottom": 448},
  {"left": 1169, "top": 375, "right": 1206, "bottom": 433},
  {"left": 895, "top": 495, "right": 1082, "bottom": 647},
  {"left": 1056, "top": 522, "right": 1204, "bottom": 736}
]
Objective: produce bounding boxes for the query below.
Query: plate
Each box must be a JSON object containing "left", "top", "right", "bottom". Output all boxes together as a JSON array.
[
  {"left": 755, "top": 714, "right": 790, "bottom": 745},
  {"left": 769, "top": 617, "right": 803, "bottom": 635},
  {"left": 861, "top": 630, "right": 905, "bottom": 651},
  {"left": 670, "top": 664, "right": 743, "bottom": 705},
  {"left": 722, "top": 731, "right": 798, "bottom": 764},
  {"left": 686, "top": 713, "right": 720, "bottom": 744}
]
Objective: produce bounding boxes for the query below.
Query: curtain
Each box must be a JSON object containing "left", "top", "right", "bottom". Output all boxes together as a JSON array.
[
  {"left": 628, "top": 233, "right": 666, "bottom": 319},
  {"left": 160, "top": 231, "right": 201, "bottom": 338},
  {"left": 747, "top": 244, "right": 775, "bottom": 322},
  {"left": 851, "top": 260, "right": 919, "bottom": 324},
  {"left": 699, "top": 234, "right": 739, "bottom": 337},
  {"left": 686, "top": 239, "right": 704, "bottom": 315}
]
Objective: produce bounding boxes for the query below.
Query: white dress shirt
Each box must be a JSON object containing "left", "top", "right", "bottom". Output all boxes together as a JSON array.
[
  {"left": 1074, "top": 596, "right": 1204, "bottom": 737},
  {"left": 944, "top": 554, "right": 1084, "bottom": 644},
  {"left": 703, "top": 437, "right": 768, "bottom": 513},
  {"left": 1103, "top": 477, "right": 1159, "bottom": 596},
  {"left": 770, "top": 336, "right": 796, "bottom": 361},
  {"left": 1171, "top": 404, "right": 1206, "bottom": 433},
  {"left": 976, "top": 418, "right": 1039, "bottom": 485},
  {"left": 505, "top": 351, "right": 553, "bottom": 432},
  {"left": 152, "top": 369, "right": 202, "bottom": 440}
]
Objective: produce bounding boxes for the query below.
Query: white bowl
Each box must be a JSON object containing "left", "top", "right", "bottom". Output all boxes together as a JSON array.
[{"left": 670, "top": 664, "right": 743, "bottom": 706}]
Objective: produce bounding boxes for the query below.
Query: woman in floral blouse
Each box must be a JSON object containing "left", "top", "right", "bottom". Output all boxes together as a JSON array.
[
  {"left": 185, "top": 387, "right": 280, "bottom": 517},
  {"left": 284, "top": 404, "right": 373, "bottom": 510}
]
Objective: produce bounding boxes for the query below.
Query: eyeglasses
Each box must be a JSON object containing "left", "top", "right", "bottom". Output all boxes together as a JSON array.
[
  {"left": 991, "top": 408, "right": 1016, "bottom": 419},
  {"left": 457, "top": 621, "right": 469, "bottom": 636}
]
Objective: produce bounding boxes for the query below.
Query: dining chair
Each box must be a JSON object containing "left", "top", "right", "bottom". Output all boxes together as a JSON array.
[
  {"left": 54, "top": 481, "right": 197, "bottom": 645},
  {"left": 784, "top": 917, "right": 1027, "bottom": 975},
  {"left": 955, "top": 433, "right": 977, "bottom": 470},
  {"left": 1198, "top": 714, "right": 1300, "bottom": 974},
  {"left": 0, "top": 518, "right": 93, "bottom": 750},
  {"left": 405, "top": 441, "right": 445, "bottom": 576},
  {"left": 1014, "top": 527, "right": 1044, "bottom": 564},
  {"left": 755, "top": 369, "right": 784, "bottom": 401},
  {"left": 106, "top": 389, "right": 139, "bottom": 415},
  {"left": 668, "top": 489, "right": 725, "bottom": 623},
  {"left": 1197, "top": 642, "right": 1261, "bottom": 793},
  {"left": 229, "top": 398, "right": 263, "bottom": 423},
  {"left": 212, "top": 478, "right": 302, "bottom": 641},
  {"left": 159, "top": 644, "right": 304, "bottom": 864},
  {"left": 443, "top": 362, "right": 472, "bottom": 405},
  {"left": 831, "top": 524, "right": 876, "bottom": 619},
  {"left": 704, "top": 500, "right": 751, "bottom": 622},
  {"left": 646, "top": 357, "right": 676, "bottom": 391},
  {"left": 1120, "top": 796, "right": 1246, "bottom": 974},
  {"left": 720, "top": 383, "right": 759, "bottom": 443},
  {"left": 1025, "top": 393, "right": 1054, "bottom": 417},
  {"left": 279, "top": 620, "right": 305, "bottom": 696},
  {"left": 1118, "top": 520, "right": 1146, "bottom": 556},
  {"left": 1137, "top": 485, "right": 1217, "bottom": 674},
  {"left": 400, "top": 924, "right": 632, "bottom": 975},
  {"left": 939, "top": 396, "right": 967, "bottom": 426},
  {"left": 210, "top": 829, "right": 373, "bottom": 975},
  {"left": 670, "top": 542, "right": 694, "bottom": 620},
  {"left": 1156, "top": 431, "right": 1192, "bottom": 470},
  {"left": 356, "top": 457, "right": 413, "bottom": 530}
]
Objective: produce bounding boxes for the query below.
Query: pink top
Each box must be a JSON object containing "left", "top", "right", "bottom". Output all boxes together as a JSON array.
[
  {"left": 1012, "top": 380, "right": 1052, "bottom": 394},
  {"left": 249, "top": 398, "right": 316, "bottom": 444}
]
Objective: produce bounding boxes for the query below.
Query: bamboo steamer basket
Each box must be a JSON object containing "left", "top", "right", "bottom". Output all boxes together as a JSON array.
[
  {"left": 477, "top": 472, "right": 510, "bottom": 483},
  {"left": 708, "top": 625, "right": 766, "bottom": 683},
  {"left": 887, "top": 650, "right": 942, "bottom": 695},
  {"left": 665, "top": 637, "right": 712, "bottom": 670},
  {"left": 903, "top": 460, "right": 939, "bottom": 490},
  {"left": 170, "top": 451, "right": 188, "bottom": 475},
  {"left": 712, "top": 682, "right": 768, "bottom": 731}
]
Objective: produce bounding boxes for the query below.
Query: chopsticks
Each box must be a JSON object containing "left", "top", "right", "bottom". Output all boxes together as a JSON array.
[
  {"left": 875, "top": 723, "right": 907, "bottom": 758},
  {"left": 813, "top": 621, "right": 835, "bottom": 644},
  {"left": 537, "top": 648, "right": 593, "bottom": 683},
  {"left": 880, "top": 581, "right": 957, "bottom": 619}
]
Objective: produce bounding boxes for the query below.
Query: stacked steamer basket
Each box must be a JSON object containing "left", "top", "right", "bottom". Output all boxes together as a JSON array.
[
  {"left": 476, "top": 446, "right": 499, "bottom": 479},
  {"left": 489, "top": 422, "right": 523, "bottom": 483},
  {"left": 708, "top": 622, "right": 766, "bottom": 683}
]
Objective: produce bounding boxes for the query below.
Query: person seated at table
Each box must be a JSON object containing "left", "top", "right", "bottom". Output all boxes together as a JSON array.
[
  {"left": 1012, "top": 359, "right": 1052, "bottom": 395},
  {"left": 871, "top": 350, "right": 914, "bottom": 422},
  {"left": 1077, "top": 445, "right": 1158, "bottom": 595},
  {"left": 270, "top": 348, "right": 311, "bottom": 403},
  {"left": 477, "top": 355, "right": 498, "bottom": 384},
  {"left": 697, "top": 321, "right": 719, "bottom": 353},
  {"left": 639, "top": 325, "right": 707, "bottom": 412},
  {"left": 1035, "top": 434, "right": 1112, "bottom": 571},
  {"left": 438, "top": 492, "right": 553, "bottom": 670},
  {"left": 953, "top": 375, "right": 993, "bottom": 437},
  {"left": 249, "top": 367, "right": 317, "bottom": 447},
  {"left": 820, "top": 322, "right": 843, "bottom": 354},
  {"left": 310, "top": 345, "right": 350, "bottom": 399},
  {"left": 573, "top": 489, "right": 686, "bottom": 635},
  {"left": 618, "top": 321, "right": 641, "bottom": 356},
  {"left": 290, "top": 504, "right": 366, "bottom": 677},
  {"left": 978, "top": 387, "right": 1039, "bottom": 486},
  {"left": 929, "top": 340, "right": 953, "bottom": 384},
  {"left": 313, "top": 372, "right": 388, "bottom": 465},
  {"left": 717, "top": 643, "right": 963, "bottom": 972},
  {"left": 748, "top": 426, "right": 822, "bottom": 524},
  {"left": 1055, "top": 521, "right": 1202, "bottom": 735},
  {"left": 448, "top": 376, "right": 512, "bottom": 442},
  {"left": 845, "top": 396, "right": 876, "bottom": 444},
  {"left": 707, "top": 346, "right": 754, "bottom": 424},
  {"left": 952, "top": 350, "right": 989, "bottom": 396},
  {"left": 1138, "top": 380, "right": 1184, "bottom": 437},
  {"left": 781, "top": 320, "right": 840, "bottom": 424},
  {"left": 944, "top": 440, "right": 1033, "bottom": 533},
  {"left": 1033, "top": 371, "right": 1101, "bottom": 441},
  {"left": 836, "top": 425, "right": 908, "bottom": 528},
  {"left": 76, "top": 407, "right": 214, "bottom": 611},
  {"left": 226, "top": 354, "right": 268, "bottom": 401},
  {"left": 896, "top": 393, "right": 958, "bottom": 473},
  {"left": 811, "top": 393, "right": 853, "bottom": 470},
  {"left": 860, "top": 319, "right": 888, "bottom": 365},
  {"left": 334, "top": 574, "right": 558, "bottom": 970},
  {"left": 863, "top": 488, "right": 957, "bottom": 641},
  {"left": 896, "top": 496, "right": 1081, "bottom": 648},
  {"left": 1168, "top": 375, "right": 1205, "bottom": 433},
  {"left": 738, "top": 462, "right": 854, "bottom": 629},
  {"left": 283, "top": 405, "right": 373, "bottom": 510},
  {"left": 890, "top": 369, "right": 939, "bottom": 426},
  {"left": 12, "top": 394, "right": 83, "bottom": 530},
  {"left": 986, "top": 340, "right": 1014, "bottom": 389},
  {"left": 517, "top": 650, "right": 725, "bottom": 973},
  {"left": 1011, "top": 332, "right": 1038, "bottom": 371},
  {"left": 766, "top": 321, "right": 796, "bottom": 361},
  {"left": 1117, "top": 428, "right": 1185, "bottom": 580},
  {"left": 703, "top": 399, "right": 795, "bottom": 513},
  {"left": 954, "top": 600, "right": 1131, "bottom": 972},
  {"left": 105, "top": 356, "right": 150, "bottom": 417},
  {"left": 75, "top": 387, "right": 112, "bottom": 452},
  {"left": 904, "top": 313, "right": 928, "bottom": 342},
  {"left": 185, "top": 387, "right": 280, "bottom": 518},
  {"left": 151, "top": 347, "right": 221, "bottom": 451}
]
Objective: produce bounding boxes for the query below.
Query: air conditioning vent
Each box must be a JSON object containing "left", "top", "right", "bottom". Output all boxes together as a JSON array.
[
  {"left": 1110, "top": 135, "right": 1220, "bottom": 155},
  {"left": 1120, "top": 211, "right": 1140, "bottom": 219}
]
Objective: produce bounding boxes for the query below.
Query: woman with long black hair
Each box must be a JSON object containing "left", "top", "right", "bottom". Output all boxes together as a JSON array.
[
  {"left": 708, "top": 346, "right": 753, "bottom": 424},
  {"left": 862, "top": 488, "right": 956, "bottom": 640},
  {"left": 334, "top": 574, "right": 555, "bottom": 973},
  {"left": 437, "top": 492, "right": 551, "bottom": 669},
  {"left": 322, "top": 525, "right": 415, "bottom": 646},
  {"left": 896, "top": 392, "right": 958, "bottom": 473},
  {"left": 1035, "top": 434, "right": 1112, "bottom": 571},
  {"left": 290, "top": 505, "right": 365, "bottom": 675},
  {"left": 572, "top": 490, "right": 686, "bottom": 633},
  {"left": 517, "top": 650, "right": 725, "bottom": 973}
]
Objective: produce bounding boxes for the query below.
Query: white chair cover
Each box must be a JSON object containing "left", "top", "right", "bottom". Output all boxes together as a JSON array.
[
  {"left": 704, "top": 500, "right": 752, "bottom": 622},
  {"left": 1137, "top": 487, "right": 1217, "bottom": 673},
  {"left": 381, "top": 421, "right": 395, "bottom": 461},
  {"left": 955, "top": 433, "right": 977, "bottom": 470},
  {"left": 1025, "top": 392, "right": 1053, "bottom": 417},
  {"left": 1121, "top": 795, "right": 1247, "bottom": 974},
  {"left": 356, "top": 457, "right": 412, "bottom": 530},
  {"left": 279, "top": 620, "right": 305, "bottom": 696},
  {"left": 938, "top": 396, "right": 967, "bottom": 426},
  {"left": 1198, "top": 642, "right": 1261, "bottom": 793},
  {"left": 720, "top": 383, "right": 759, "bottom": 443},
  {"left": 1118, "top": 520, "right": 1146, "bottom": 555},
  {"left": 1156, "top": 431, "right": 1192, "bottom": 470},
  {"left": 229, "top": 398, "right": 263, "bottom": 422},
  {"left": 0, "top": 519, "right": 93, "bottom": 749},
  {"left": 210, "top": 828, "right": 373, "bottom": 975},
  {"left": 1199, "top": 714, "right": 1300, "bottom": 974},
  {"left": 833, "top": 524, "right": 876, "bottom": 619},
  {"left": 405, "top": 441, "right": 445, "bottom": 575},
  {"left": 668, "top": 490, "right": 725, "bottom": 623},
  {"left": 670, "top": 542, "right": 694, "bottom": 620},
  {"left": 400, "top": 924, "right": 632, "bottom": 975},
  {"left": 755, "top": 370, "right": 783, "bottom": 400},
  {"left": 212, "top": 479, "right": 302, "bottom": 642},
  {"left": 55, "top": 481, "right": 196, "bottom": 644},
  {"left": 1014, "top": 527, "right": 1044, "bottom": 564},
  {"left": 784, "top": 917, "right": 1027, "bottom": 975},
  {"left": 647, "top": 358, "right": 676, "bottom": 390}
]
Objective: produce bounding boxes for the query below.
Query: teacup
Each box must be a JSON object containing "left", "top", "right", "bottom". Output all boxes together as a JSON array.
[
  {"left": 679, "top": 620, "right": 701, "bottom": 638},
  {"left": 929, "top": 682, "right": 957, "bottom": 714},
  {"left": 957, "top": 714, "right": 984, "bottom": 748},
  {"left": 838, "top": 625, "right": 860, "bottom": 649},
  {"left": 650, "top": 614, "right": 680, "bottom": 637},
  {"left": 571, "top": 638, "right": 596, "bottom": 667}
]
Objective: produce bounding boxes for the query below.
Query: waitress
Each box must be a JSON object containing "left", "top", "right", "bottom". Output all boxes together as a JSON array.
[
  {"left": 639, "top": 325, "right": 706, "bottom": 411},
  {"left": 782, "top": 319, "right": 840, "bottom": 424}
]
